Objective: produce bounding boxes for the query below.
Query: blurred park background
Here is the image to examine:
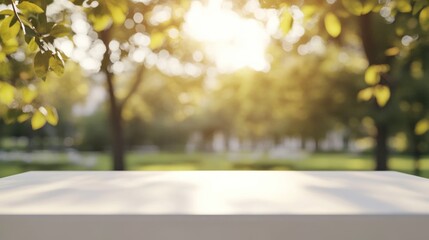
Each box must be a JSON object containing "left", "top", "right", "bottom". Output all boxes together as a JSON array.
[{"left": 1, "top": 0, "right": 429, "bottom": 178}]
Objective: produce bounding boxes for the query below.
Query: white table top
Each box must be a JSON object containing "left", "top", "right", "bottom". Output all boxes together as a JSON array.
[{"left": 0, "top": 171, "right": 428, "bottom": 215}]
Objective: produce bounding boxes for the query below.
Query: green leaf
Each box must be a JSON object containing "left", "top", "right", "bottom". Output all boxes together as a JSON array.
[
  {"left": 19, "top": 16, "right": 33, "bottom": 28},
  {"left": 149, "top": 32, "right": 165, "bottom": 50},
  {"left": 17, "top": 1, "right": 44, "bottom": 14},
  {"left": 324, "top": 13, "right": 341, "bottom": 38},
  {"left": 49, "top": 55, "right": 65, "bottom": 76},
  {"left": 0, "top": 9, "right": 14, "bottom": 16},
  {"left": 21, "top": 86, "right": 38, "bottom": 103},
  {"left": 361, "top": 0, "right": 378, "bottom": 14},
  {"left": 374, "top": 85, "right": 390, "bottom": 107},
  {"left": 419, "top": 6, "right": 429, "bottom": 31},
  {"left": 384, "top": 47, "right": 400, "bottom": 56},
  {"left": 35, "top": 15, "right": 52, "bottom": 34},
  {"left": 301, "top": 5, "right": 317, "bottom": 20},
  {"left": 34, "top": 51, "right": 51, "bottom": 80},
  {"left": 2, "top": 38, "right": 19, "bottom": 54},
  {"left": 396, "top": 0, "right": 412, "bottom": 13},
  {"left": 45, "top": 106, "right": 59, "bottom": 125},
  {"left": 31, "top": 109, "right": 47, "bottom": 130},
  {"left": 0, "top": 52, "right": 6, "bottom": 62},
  {"left": 341, "top": 0, "right": 377, "bottom": 16},
  {"left": 27, "top": 37, "right": 39, "bottom": 53},
  {"left": 280, "top": 10, "right": 293, "bottom": 35},
  {"left": 413, "top": 0, "right": 427, "bottom": 15},
  {"left": 365, "top": 66, "right": 380, "bottom": 85},
  {"left": 0, "top": 82, "right": 15, "bottom": 105},
  {"left": 0, "top": 16, "right": 20, "bottom": 42},
  {"left": 50, "top": 24, "right": 70, "bottom": 37},
  {"left": 90, "top": 14, "right": 112, "bottom": 32},
  {"left": 106, "top": 2, "right": 127, "bottom": 25},
  {"left": 357, "top": 87, "right": 373, "bottom": 101},
  {"left": 17, "top": 113, "right": 31, "bottom": 123},
  {"left": 365, "top": 64, "right": 390, "bottom": 85},
  {"left": 415, "top": 119, "right": 429, "bottom": 135}
]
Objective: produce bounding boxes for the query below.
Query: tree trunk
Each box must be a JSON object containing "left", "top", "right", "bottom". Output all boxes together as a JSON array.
[
  {"left": 412, "top": 143, "right": 421, "bottom": 176},
  {"left": 100, "top": 28, "right": 126, "bottom": 170},
  {"left": 106, "top": 73, "right": 126, "bottom": 170},
  {"left": 343, "top": 134, "right": 350, "bottom": 152},
  {"left": 300, "top": 137, "right": 306, "bottom": 150},
  {"left": 314, "top": 138, "right": 320, "bottom": 152},
  {"left": 410, "top": 122, "right": 421, "bottom": 176},
  {"left": 374, "top": 122, "right": 388, "bottom": 170},
  {"left": 359, "top": 13, "right": 391, "bottom": 171}
]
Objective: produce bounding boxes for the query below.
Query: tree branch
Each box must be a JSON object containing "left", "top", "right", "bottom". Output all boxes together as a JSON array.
[
  {"left": 9, "top": 0, "right": 26, "bottom": 34},
  {"left": 120, "top": 64, "right": 145, "bottom": 108}
]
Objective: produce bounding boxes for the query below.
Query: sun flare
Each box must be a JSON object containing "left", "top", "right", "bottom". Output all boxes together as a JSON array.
[{"left": 183, "top": 0, "right": 271, "bottom": 73}]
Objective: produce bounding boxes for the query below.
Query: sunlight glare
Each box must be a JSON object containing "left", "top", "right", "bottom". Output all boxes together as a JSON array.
[{"left": 183, "top": 0, "right": 271, "bottom": 73}]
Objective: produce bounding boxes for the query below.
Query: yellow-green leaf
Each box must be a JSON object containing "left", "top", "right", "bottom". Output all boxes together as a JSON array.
[
  {"left": 0, "top": 16, "right": 20, "bottom": 42},
  {"left": 90, "top": 14, "right": 112, "bottom": 32},
  {"left": 31, "top": 109, "right": 47, "bottom": 130},
  {"left": 301, "top": 5, "right": 317, "bottom": 20},
  {"left": 106, "top": 2, "right": 127, "bottom": 25},
  {"left": 149, "top": 32, "right": 165, "bottom": 50},
  {"left": 419, "top": 6, "right": 429, "bottom": 31},
  {"left": 361, "top": 0, "right": 378, "bottom": 14},
  {"left": 2, "top": 38, "right": 19, "bottom": 54},
  {"left": 415, "top": 119, "right": 429, "bottom": 135},
  {"left": 357, "top": 87, "right": 373, "bottom": 101},
  {"left": 396, "top": 0, "right": 412, "bottom": 13},
  {"left": 50, "top": 24, "right": 70, "bottom": 38},
  {"left": 410, "top": 60, "right": 424, "bottom": 79},
  {"left": 384, "top": 47, "right": 400, "bottom": 56},
  {"left": 324, "top": 13, "right": 341, "bottom": 38},
  {"left": 0, "top": 82, "right": 15, "bottom": 105},
  {"left": 49, "top": 55, "right": 65, "bottom": 76},
  {"left": 365, "top": 64, "right": 390, "bottom": 85},
  {"left": 27, "top": 37, "right": 39, "bottom": 53},
  {"left": 374, "top": 85, "right": 390, "bottom": 107},
  {"left": 34, "top": 51, "right": 51, "bottom": 80},
  {"left": 341, "top": 0, "right": 377, "bottom": 16},
  {"left": 280, "top": 10, "right": 293, "bottom": 35},
  {"left": 413, "top": 0, "right": 427, "bottom": 15},
  {"left": 341, "top": 0, "right": 362, "bottom": 15},
  {"left": 17, "top": 1, "right": 44, "bottom": 13},
  {"left": 365, "top": 66, "right": 380, "bottom": 85},
  {"left": 0, "top": 52, "right": 6, "bottom": 62},
  {"left": 19, "top": 15, "right": 33, "bottom": 28},
  {"left": 17, "top": 113, "right": 31, "bottom": 123},
  {"left": 45, "top": 106, "right": 59, "bottom": 125},
  {"left": 0, "top": 9, "right": 14, "bottom": 16},
  {"left": 21, "top": 86, "right": 38, "bottom": 103}
]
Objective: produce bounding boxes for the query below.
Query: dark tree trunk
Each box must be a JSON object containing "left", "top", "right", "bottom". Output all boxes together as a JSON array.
[
  {"left": 412, "top": 143, "right": 421, "bottom": 176},
  {"left": 409, "top": 122, "right": 421, "bottom": 176},
  {"left": 300, "top": 137, "right": 306, "bottom": 150},
  {"left": 106, "top": 73, "right": 126, "bottom": 170},
  {"left": 100, "top": 28, "right": 126, "bottom": 171},
  {"left": 374, "top": 122, "right": 388, "bottom": 170},
  {"left": 314, "top": 138, "right": 320, "bottom": 152},
  {"left": 343, "top": 134, "right": 350, "bottom": 152},
  {"left": 359, "top": 13, "right": 391, "bottom": 171}
]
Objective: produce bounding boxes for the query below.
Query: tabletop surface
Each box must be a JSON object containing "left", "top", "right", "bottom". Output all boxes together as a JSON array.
[{"left": 0, "top": 171, "right": 428, "bottom": 215}]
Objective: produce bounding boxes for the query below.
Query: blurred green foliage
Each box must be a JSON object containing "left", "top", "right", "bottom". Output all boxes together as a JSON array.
[{"left": 0, "top": 152, "right": 428, "bottom": 178}]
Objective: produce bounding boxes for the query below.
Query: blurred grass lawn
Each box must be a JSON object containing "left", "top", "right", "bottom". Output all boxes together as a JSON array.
[{"left": 0, "top": 152, "right": 428, "bottom": 178}]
